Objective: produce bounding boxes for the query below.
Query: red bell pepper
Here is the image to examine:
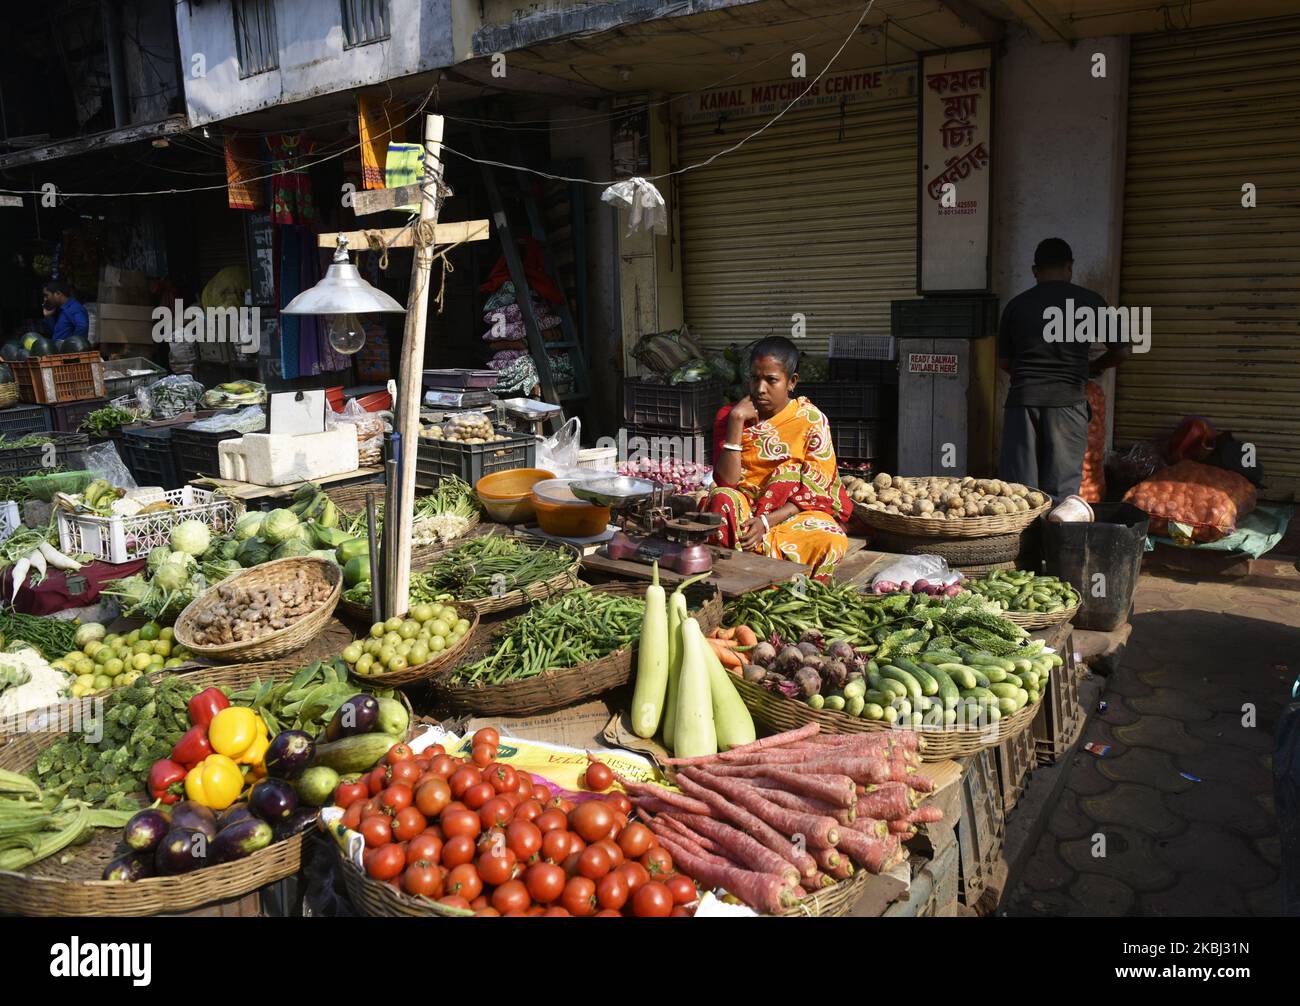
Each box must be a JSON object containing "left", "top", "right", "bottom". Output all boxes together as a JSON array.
[
  {"left": 149, "top": 759, "right": 188, "bottom": 804},
  {"left": 188, "top": 687, "right": 230, "bottom": 729},
  {"left": 171, "top": 724, "right": 214, "bottom": 770}
]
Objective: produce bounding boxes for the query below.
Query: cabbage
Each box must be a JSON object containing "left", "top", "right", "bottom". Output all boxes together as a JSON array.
[
  {"left": 170, "top": 519, "right": 211, "bottom": 556},
  {"left": 107, "top": 575, "right": 151, "bottom": 608},
  {"left": 272, "top": 539, "right": 313, "bottom": 560},
  {"left": 146, "top": 546, "right": 173, "bottom": 575},
  {"left": 237, "top": 537, "right": 273, "bottom": 567},
  {"left": 260, "top": 509, "right": 300, "bottom": 545},
  {"left": 234, "top": 511, "right": 264, "bottom": 540},
  {"left": 308, "top": 549, "right": 340, "bottom": 564},
  {"left": 153, "top": 561, "right": 191, "bottom": 592},
  {"left": 201, "top": 558, "right": 243, "bottom": 584}
]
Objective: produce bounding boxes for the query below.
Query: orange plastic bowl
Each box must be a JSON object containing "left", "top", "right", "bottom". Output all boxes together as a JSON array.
[
  {"left": 476, "top": 468, "right": 555, "bottom": 500},
  {"left": 531, "top": 495, "right": 611, "bottom": 538}
]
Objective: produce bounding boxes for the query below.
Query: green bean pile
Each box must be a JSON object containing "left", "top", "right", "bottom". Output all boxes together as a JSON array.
[
  {"left": 0, "top": 609, "right": 80, "bottom": 660},
  {"left": 424, "top": 534, "right": 575, "bottom": 600},
  {"left": 966, "top": 570, "right": 1080, "bottom": 613},
  {"left": 725, "top": 578, "right": 905, "bottom": 646},
  {"left": 453, "top": 588, "right": 645, "bottom": 686}
]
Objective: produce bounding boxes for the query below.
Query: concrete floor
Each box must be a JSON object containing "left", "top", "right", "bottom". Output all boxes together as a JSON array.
[{"left": 1005, "top": 569, "right": 1298, "bottom": 916}]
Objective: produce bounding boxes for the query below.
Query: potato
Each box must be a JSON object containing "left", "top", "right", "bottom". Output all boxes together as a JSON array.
[
  {"left": 879, "top": 488, "right": 901, "bottom": 505},
  {"left": 874, "top": 473, "right": 893, "bottom": 490},
  {"left": 961, "top": 476, "right": 976, "bottom": 488},
  {"left": 946, "top": 509, "right": 963, "bottom": 520},
  {"left": 913, "top": 499, "right": 934, "bottom": 515},
  {"left": 965, "top": 503, "right": 981, "bottom": 517},
  {"left": 1027, "top": 491, "right": 1046, "bottom": 507},
  {"left": 885, "top": 504, "right": 900, "bottom": 514},
  {"left": 1014, "top": 497, "right": 1030, "bottom": 512}
]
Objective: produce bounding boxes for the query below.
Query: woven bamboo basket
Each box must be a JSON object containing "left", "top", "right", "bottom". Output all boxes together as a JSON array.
[
  {"left": 856, "top": 479, "right": 1051, "bottom": 538},
  {"left": 780, "top": 869, "right": 871, "bottom": 917},
  {"left": 344, "top": 602, "right": 480, "bottom": 688},
  {"left": 173, "top": 557, "right": 342, "bottom": 663},
  {"left": 867, "top": 528, "right": 1031, "bottom": 566},
  {"left": 337, "top": 843, "right": 471, "bottom": 917},
  {"left": 1001, "top": 602, "right": 1079, "bottom": 630},
  {"left": 952, "top": 559, "right": 1019, "bottom": 576},
  {"left": 325, "top": 481, "right": 482, "bottom": 559},
  {"left": 429, "top": 581, "right": 722, "bottom": 716},
  {"left": 0, "top": 383, "right": 18, "bottom": 409},
  {"left": 729, "top": 674, "right": 1038, "bottom": 761}
]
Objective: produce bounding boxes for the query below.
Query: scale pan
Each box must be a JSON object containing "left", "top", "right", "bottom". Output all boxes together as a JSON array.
[{"left": 571, "top": 476, "right": 656, "bottom": 507}]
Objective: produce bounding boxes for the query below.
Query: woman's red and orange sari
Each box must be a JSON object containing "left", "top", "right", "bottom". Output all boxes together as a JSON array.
[{"left": 707, "top": 397, "right": 853, "bottom": 578}]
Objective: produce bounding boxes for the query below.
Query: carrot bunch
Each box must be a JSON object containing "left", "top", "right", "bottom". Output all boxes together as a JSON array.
[{"left": 705, "top": 624, "right": 758, "bottom": 672}]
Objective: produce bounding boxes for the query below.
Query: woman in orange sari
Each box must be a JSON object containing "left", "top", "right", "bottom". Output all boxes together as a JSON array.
[{"left": 708, "top": 338, "right": 852, "bottom": 579}]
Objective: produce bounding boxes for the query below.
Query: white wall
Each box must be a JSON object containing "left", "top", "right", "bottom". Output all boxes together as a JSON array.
[
  {"left": 176, "top": 0, "right": 455, "bottom": 126},
  {"left": 992, "top": 25, "right": 1129, "bottom": 441}
]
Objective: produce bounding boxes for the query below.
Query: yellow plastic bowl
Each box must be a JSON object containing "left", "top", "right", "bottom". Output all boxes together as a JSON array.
[
  {"left": 531, "top": 495, "right": 611, "bottom": 538},
  {"left": 476, "top": 468, "right": 555, "bottom": 500},
  {"left": 480, "top": 495, "right": 539, "bottom": 524}
]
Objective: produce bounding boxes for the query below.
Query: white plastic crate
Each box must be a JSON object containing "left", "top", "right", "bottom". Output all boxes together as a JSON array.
[
  {"left": 0, "top": 501, "right": 20, "bottom": 543},
  {"left": 57, "top": 486, "right": 240, "bottom": 564}
]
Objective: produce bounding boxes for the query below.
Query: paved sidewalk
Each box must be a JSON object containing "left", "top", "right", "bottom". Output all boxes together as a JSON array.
[{"left": 1005, "top": 572, "right": 1296, "bottom": 916}]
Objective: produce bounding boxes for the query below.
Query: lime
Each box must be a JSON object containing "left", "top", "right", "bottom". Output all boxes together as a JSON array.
[
  {"left": 76, "top": 673, "right": 94, "bottom": 687},
  {"left": 396, "top": 640, "right": 413, "bottom": 658},
  {"left": 342, "top": 643, "right": 363, "bottom": 663},
  {"left": 103, "top": 634, "right": 121, "bottom": 647},
  {"left": 104, "top": 658, "right": 125, "bottom": 676},
  {"left": 127, "top": 630, "right": 141, "bottom": 644},
  {"left": 93, "top": 674, "right": 112, "bottom": 690},
  {"left": 160, "top": 627, "right": 174, "bottom": 641},
  {"left": 70, "top": 683, "right": 86, "bottom": 698},
  {"left": 82, "top": 641, "right": 103, "bottom": 659},
  {"left": 153, "top": 639, "right": 172, "bottom": 658},
  {"left": 139, "top": 622, "right": 160, "bottom": 641},
  {"left": 398, "top": 620, "right": 419, "bottom": 640},
  {"left": 383, "top": 632, "right": 402, "bottom": 648},
  {"left": 456, "top": 619, "right": 471, "bottom": 634},
  {"left": 93, "top": 648, "right": 112, "bottom": 666},
  {"left": 132, "top": 640, "right": 154, "bottom": 656},
  {"left": 132, "top": 653, "right": 152, "bottom": 671},
  {"left": 355, "top": 653, "right": 375, "bottom": 675},
  {"left": 384, "top": 617, "right": 403, "bottom": 633},
  {"left": 362, "top": 638, "right": 381, "bottom": 656},
  {"left": 378, "top": 646, "right": 397, "bottom": 667},
  {"left": 163, "top": 658, "right": 184, "bottom": 669},
  {"left": 75, "top": 658, "right": 94, "bottom": 676},
  {"left": 123, "top": 670, "right": 142, "bottom": 685},
  {"left": 429, "top": 604, "right": 447, "bottom": 621}
]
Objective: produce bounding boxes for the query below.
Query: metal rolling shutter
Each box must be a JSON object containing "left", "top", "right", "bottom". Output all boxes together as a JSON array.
[
  {"left": 1120, "top": 16, "right": 1300, "bottom": 500},
  {"left": 677, "top": 94, "right": 918, "bottom": 358}
]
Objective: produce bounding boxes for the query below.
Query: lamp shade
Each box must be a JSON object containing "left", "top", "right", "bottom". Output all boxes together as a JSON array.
[{"left": 282, "top": 239, "right": 406, "bottom": 316}]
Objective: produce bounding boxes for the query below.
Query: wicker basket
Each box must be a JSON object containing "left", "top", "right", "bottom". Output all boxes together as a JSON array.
[
  {"left": 867, "top": 528, "right": 1031, "bottom": 566},
  {"left": 0, "top": 384, "right": 18, "bottom": 409},
  {"left": 857, "top": 479, "right": 1051, "bottom": 538},
  {"left": 173, "top": 557, "right": 342, "bottom": 663},
  {"left": 729, "top": 673, "right": 1039, "bottom": 761},
  {"left": 429, "top": 581, "right": 722, "bottom": 716},
  {"left": 1001, "top": 602, "right": 1079, "bottom": 630},
  {"left": 324, "top": 481, "right": 386, "bottom": 514},
  {"left": 780, "top": 869, "right": 871, "bottom": 917},
  {"left": 338, "top": 844, "right": 471, "bottom": 917},
  {"left": 344, "top": 602, "right": 480, "bottom": 688}
]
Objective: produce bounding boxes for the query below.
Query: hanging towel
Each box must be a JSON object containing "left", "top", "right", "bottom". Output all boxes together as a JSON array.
[
  {"left": 224, "top": 134, "right": 264, "bottom": 210},
  {"left": 270, "top": 133, "right": 318, "bottom": 225},
  {"left": 358, "top": 96, "right": 406, "bottom": 190},
  {"left": 385, "top": 142, "right": 423, "bottom": 213}
]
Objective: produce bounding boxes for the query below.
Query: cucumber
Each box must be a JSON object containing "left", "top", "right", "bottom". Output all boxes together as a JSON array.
[
  {"left": 869, "top": 673, "right": 907, "bottom": 699},
  {"left": 934, "top": 662, "right": 976, "bottom": 690},
  {"left": 911, "top": 712, "right": 924, "bottom": 728},
  {"left": 927, "top": 665, "right": 960, "bottom": 710},
  {"left": 959, "top": 686, "right": 997, "bottom": 702},
  {"left": 807, "top": 694, "right": 825, "bottom": 710},
  {"left": 978, "top": 665, "right": 1008, "bottom": 683},
  {"left": 846, "top": 695, "right": 865, "bottom": 717},
  {"left": 880, "top": 664, "right": 922, "bottom": 702},
  {"left": 882, "top": 705, "right": 899, "bottom": 724},
  {"left": 997, "top": 697, "right": 1018, "bottom": 716},
  {"left": 1016, "top": 687, "right": 1029, "bottom": 708},
  {"left": 970, "top": 668, "right": 991, "bottom": 688},
  {"left": 943, "top": 708, "right": 957, "bottom": 727},
  {"left": 895, "top": 698, "right": 913, "bottom": 718},
  {"left": 1026, "top": 689, "right": 1040, "bottom": 705},
  {"left": 313, "top": 733, "right": 404, "bottom": 774},
  {"left": 844, "top": 679, "right": 867, "bottom": 701},
  {"left": 864, "top": 689, "right": 895, "bottom": 706},
  {"left": 1003, "top": 672, "right": 1024, "bottom": 689},
  {"left": 862, "top": 702, "right": 884, "bottom": 721},
  {"left": 1012, "top": 658, "right": 1033, "bottom": 674},
  {"left": 989, "top": 682, "right": 1021, "bottom": 701},
  {"left": 866, "top": 659, "right": 881, "bottom": 675},
  {"left": 825, "top": 694, "right": 846, "bottom": 711},
  {"left": 893, "top": 658, "right": 938, "bottom": 696},
  {"left": 922, "top": 703, "right": 945, "bottom": 727}
]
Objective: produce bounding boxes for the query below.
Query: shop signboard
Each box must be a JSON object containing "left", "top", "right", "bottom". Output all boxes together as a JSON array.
[
  {"left": 681, "top": 64, "right": 916, "bottom": 123},
  {"left": 918, "top": 47, "right": 993, "bottom": 293}
]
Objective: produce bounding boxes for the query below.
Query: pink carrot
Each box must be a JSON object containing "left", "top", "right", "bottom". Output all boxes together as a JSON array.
[
  {"left": 674, "top": 772, "right": 817, "bottom": 878},
  {"left": 908, "top": 805, "right": 944, "bottom": 823},
  {"left": 646, "top": 818, "right": 733, "bottom": 868},
  {"left": 901, "top": 772, "right": 934, "bottom": 793},
  {"left": 662, "top": 812, "right": 801, "bottom": 887},
  {"left": 689, "top": 765, "right": 856, "bottom": 807},
  {"left": 848, "top": 816, "right": 889, "bottom": 839},
  {"left": 620, "top": 776, "right": 714, "bottom": 816},
  {"left": 664, "top": 723, "right": 820, "bottom": 765},
  {"left": 811, "top": 845, "right": 842, "bottom": 872},
  {"left": 836, "top": 830, "right": 901, "bottom": 874},
  {"left": 854, "top": 782, "right": 916, "bottom": 820},
  {"left": 652, "top": 832, "right": 799, "bottom": 914},
  {"left": 747, "top": 781, "right": 856, "bottom": 825},
  {"left": 657, "top": 814, "right": 725, "bottom": 855},
  {"left": 806, "top": 730, "right": 920, "bottom": 752},
  {"left": 700, "top": 777, "right": 841, "bottom": 848},
  {"left": 888, "top": 819, "right": 917, "bottom": 835}
]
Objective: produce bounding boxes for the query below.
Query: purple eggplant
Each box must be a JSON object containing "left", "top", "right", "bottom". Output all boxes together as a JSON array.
[
  {"left": 248, "top": 778, "right": 298, "bottom": 823},
  {"left": 155, "top": 827, "right": 206, "bottom": 875},
  {"left": 218, "top": 802, "right": 255, "bottom": 830},
  {"left": 169, "top": 800, "right": 218, "bottom": 841},
  {"left": 123, "top": 808, "right": 171, "bottom": 854},
  {"left": 273, "top": 806, "right": 319, "bottom": 843},
  {"left": 210, "top": 818, "right": 274, "bottom": 864},
  {"left": 103, "top": 852, "right": 155, "bottom": 882},
  {"left": 325, "top": 694, "right": 379, "bottom": 742},
  {"left": 265, "top": 730, "right": 315, "bottom": 779}
]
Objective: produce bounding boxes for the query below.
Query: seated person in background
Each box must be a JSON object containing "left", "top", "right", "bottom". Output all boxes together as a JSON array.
[{"left": 708, "top": 337, "right": 853, "bottom": 579}]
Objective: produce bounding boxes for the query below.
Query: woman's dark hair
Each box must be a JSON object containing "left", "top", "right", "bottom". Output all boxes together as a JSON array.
[
  {"left": 749, "top": 336, "right": 800, "bottom": 378},
  {"left": 43, "top": 280, "right": 73, "bottom": 297}
]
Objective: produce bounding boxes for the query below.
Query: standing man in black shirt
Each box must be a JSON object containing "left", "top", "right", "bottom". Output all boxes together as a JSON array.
[{"left": 997, "top": 238, "right": 1128, "bottom": 500}]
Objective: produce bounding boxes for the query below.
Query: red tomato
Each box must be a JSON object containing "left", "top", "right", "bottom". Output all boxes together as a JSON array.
[
  {"left": 472, "top": 727, "right": 500, "bottom": 750},
  {"left": 584, "top": 759, "right": 613, "bottom": 792},
  {"left": 606, "top": 791, "right": 632, "bottom": 816},
  {"left": 549, "top": 797, "right": 576, "bottom": 815},
  {"left": 618, "top": 861, "right": 650, "bottom": 894},
  {"left": 441, "top": 808, "right": 481, "bottom": 840},
  {"left": 469, "top": 895, "right": 489, "bottom": 910},
  {"left": 402, "top": 860, "right": 443, "bottom": 898},
  {"left": 476, "top": 827, "right": 507, "bottom": 858},
  {"left": 334, "top": 781, "right": 369, "bottom": 809},
  {"left": 414, "top": 757, "right": 430, "bottom": 772},
  {"left": 541, "top": 829, "right": 572, "bottom": 863},
  {"left": 462, "top": 782, "right": 495, "bottom": 811},
  {"left": 385, "top": 742, "right": 415, "bottom": 765},
  {"left": 449, "top": 766, "right": 482, "bottom": 799},
  {"left": 361, "top": 797, "right": 385, "bottom": 819},
  {"left": 578, "top": 844, "right": 612, "bottom": 881},
  {"left": 535, "top": 809, "right": 567, "bottom": 834},
  {"left": 471, "top": 743, "right": 496, "bottom": 768},
  {"left": 561, "top": 876, "right": 597, "bottom": 917},
  {"left": 561, "top": 851, "right": 583, "bottom": 879},
  {"left": 428, "top": 754, "right": 457, "bottom": 779},
  {"left": 341, "top": 801, "right": 364, "bottom": 832},
  {"left": 665, "top": 874, "right": 698, "bottom": 905},
  {"left": 426, "top": 744, "right": 446, "bottom": 757},
  {"left": 491, "top": 880, "right": 530, "bottom": 915},
  {"left": 670, "top": 905, "right": 693, "bottom": 917},
  {"left": 392, "top": 806, "right": 427, "bottom": 842},
  {"left": 618, "top": 822, "right": 653, "bottom": 859},
  {"left": 438, "top": 894, "right": 471, "bottom": 911},
  {"left": 367, "top": 765, "right": 387, "bottom": 796},
  {"left": 387, "top": 760, "right": 421, "bottom": 788},
  {"left": 360, "top": 815, "right": 392, "bottom": 848},
  {"left": 365, "top": 843, "right": 405, "bottom": 881},
  {"left": 486, "top": 763, "right": 518, "bottom": 794},
  {"left": 570, "top": 801, "right": 615, "bottom": 843},
  {"left": 542, "top": 906, "right": 571, "bottom": 917},
  {"left": 441, "top": 834, "right": 476, "bottom": 868},
  {"left": 475, "top": 907, "right": 502, "bottom": 917},
  {"left": 526, "top": 906, "right": 546, "bottom": 916},
  {"left": 506, "top": 820, "right": 543, "bottom": 862},
  {"left": 514, "top": 800, "right": 543, "bottom": 824},
  {"left": 414, "top": 778, "right": 451, "bottom": 818},
  {"left": 445, "top": 863, "right": 483, "bottom": 901},
  {"left": 380, "top": 784, "right": 413, "bottom": 816},
  {"left": 500, "top": 790, "right": 523, "bottom": 811},
  {"left": 531, "top": 783, "right": 551, "bottom": 802},
  {"left": 406, "top": 833, "right": 442, "bottom": 867},
  {"left": 596, "top": 870, "right": 629, "bottom": 911},
  {"left": 594, "top": 909, "right": 622, "bottom": 917},
  {"left": 567, "top": 832, "right": 587, "bottom": 856},
  {"left": 595, "top": 838, "right": 624, "bottom": 868},
  {"left": 633, "top": 881, "right": 673, "bottom": 917},
  {"left": 477, "top": 847, "right": 517, "bottom": 887},
  {"left": 478, "top": 796, "right": 514, "bottom": 831},
  {"left": 641, "top": 846, "right": 674, "bottom": 877},
  {"left": 525, "top": 861, "right": 567, "bottom": 903},
  {"left": 514, "top": 771, "right": 534, "bottom": 799}
]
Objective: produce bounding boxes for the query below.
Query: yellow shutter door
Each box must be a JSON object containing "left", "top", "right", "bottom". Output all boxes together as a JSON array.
[
  {"left": 1120, "top": 16, "right": 1300, "bottom": 501},
  {"left": 677, "top": 92, "right": 918, "bottom": 358}
]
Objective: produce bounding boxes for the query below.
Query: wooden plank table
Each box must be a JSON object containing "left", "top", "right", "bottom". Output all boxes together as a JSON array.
[{"left": 193, "top": 467, "right": 385, "bottom": 506}]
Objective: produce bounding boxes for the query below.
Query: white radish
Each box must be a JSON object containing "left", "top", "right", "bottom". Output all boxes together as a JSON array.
[
  {"left": 10, "top": 557, "right": 29, "bottom": 603},
  {"left": 27, "top": 548, "right": 46, "bottom": 580},
  {"left": 37, "top": 541, "right": 80, "bottom": 571}
]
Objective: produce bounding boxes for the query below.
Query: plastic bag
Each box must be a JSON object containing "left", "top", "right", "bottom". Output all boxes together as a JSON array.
[
  {"left": 632, "top": 326, "right": 705, "bottom": 380},
  {"left": 1080, "top": 381, "right": 1107, "bottom": 504},
  {"left": 536, "top": 417, "right": 580, "bottom": 474},
  {"left": 327, "top": 399, "right": 387, "bottom": 467},
  {"left": 82, "top": 442, "right": 137, "bottom": 488},
  {"left": 186, "top": 405, "right": 266, "bottom": 433},
  {"left": 138, "top": 374, "right": 205, "bottom": 420},
  {"left": 869, "top": 555, "right": 963, "bottom": 594},
  {"left": 601, "top": 178, "right": 667, "bottom": 237},
  {"left": 1111, "top": 439, "right": 1166, "bottom": 484},
  {"left": 1123, "top": 459, "right": 1258, "bottom": 544}
]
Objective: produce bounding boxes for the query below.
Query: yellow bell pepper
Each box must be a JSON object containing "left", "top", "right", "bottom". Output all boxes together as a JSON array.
[
  {"left": 209, "top": 706, "right": 270, "bottom": 770},
  {"left": 185, "top": 754, "right": 244, "bottom": 810}
]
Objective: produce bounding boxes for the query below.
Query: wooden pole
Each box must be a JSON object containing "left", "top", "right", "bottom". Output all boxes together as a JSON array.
[{"left": 385, "top": 113, "right": 445, "bottom": 619}]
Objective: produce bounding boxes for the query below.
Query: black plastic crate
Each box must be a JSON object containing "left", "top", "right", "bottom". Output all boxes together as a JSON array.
[
  {"left": 171, "top": 425, "right": 253, "bottom": 482},
  {"left": 832, "top": 420, "right": 886, "bottom": 461},
  {"left": 122, "top": 426, "right": 183, "bottom": 490},
  {"left": 828, "top": 359, "right": 898, "bottom": 383},
  {"left": 0, "top": 432, "right": 89, "bottom": 477},
  {"left": 414, "top": 430, "right": 537, "bottom": 490},
  {"left": 0, "top": 404, "right": 52, "bottom": 439},
  {"left": 798, "top": 382, "right": 891, "bottom": 420},
  {"left": 623, "top": 379, "right": 722, "bottom": 429},
  {"left": 623, "top": 423, "right": 713, "bottom": 466},
  {"left": 891, "top": 297, "right": 998, "bottom": 341},
  {"left": 45, "top": 397, "right": 109, "bottom": 434}
]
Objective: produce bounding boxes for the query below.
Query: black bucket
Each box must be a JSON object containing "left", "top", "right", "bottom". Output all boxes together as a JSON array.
[{"left": 1042, "top": 501, "right": 1149, "bottom": 632}]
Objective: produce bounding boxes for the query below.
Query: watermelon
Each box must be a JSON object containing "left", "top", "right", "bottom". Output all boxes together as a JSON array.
[
  {"left": 27, "top": 337, "right": 53, "bottom": 357},
  {"left": 0, "top": 342, "right": 21, "bottom": 362},
  {"left": 0, "top": 364, "right": 12, "bottom": 383},
  {"left": 60, "top": 336, "right": 90, "bottom": 353},
  {"left": 20, "top": 331, "right": 42, "bottom": 351}
]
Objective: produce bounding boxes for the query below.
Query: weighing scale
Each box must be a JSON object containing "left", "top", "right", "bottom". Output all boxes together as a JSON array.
[{"left": 572, "top": 476, "right": 723, "bottom": 575}]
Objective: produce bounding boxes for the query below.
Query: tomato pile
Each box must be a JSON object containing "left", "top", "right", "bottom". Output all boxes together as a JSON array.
[{"left": 332, "top": 729, "right": 699, "bottom": 917}]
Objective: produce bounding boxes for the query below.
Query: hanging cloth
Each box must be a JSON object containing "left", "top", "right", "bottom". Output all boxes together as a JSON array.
[
  {"left": 479, "top": 235, "right": 564, "bottom": 304},
  {"left": 358, "top": 96, "right": 406, "bottom": 190},
  {"left": 384, "top": 142, "right": 423, "bottom": 213},
  {"left": 269, "top": 133, "right": 318, "bottom": 225},
  {"left": 224, "top": 134, "right": 264, "bottom": 210}
]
